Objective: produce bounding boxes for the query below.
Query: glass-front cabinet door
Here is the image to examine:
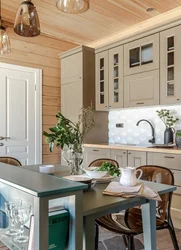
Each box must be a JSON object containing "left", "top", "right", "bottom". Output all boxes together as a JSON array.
[
  {"left": 160, "top": 26, "right": 181, "bottom": 104},
  {"left": 124, "top": 33, "right": 159, "bottom": 75},
  {"left": 96, "top": 51, "right": 109, "bottom": 111},
  {"left": 108, "top": 46, "right": 123, "bottom": 109}
]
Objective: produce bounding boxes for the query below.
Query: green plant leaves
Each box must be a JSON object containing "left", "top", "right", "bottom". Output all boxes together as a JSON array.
[
  {"left": 156, "top": 109, "right": 179, "bottom": 128},
  {"left": 43, "top": 108, "right": 94, "bottom": 153}
]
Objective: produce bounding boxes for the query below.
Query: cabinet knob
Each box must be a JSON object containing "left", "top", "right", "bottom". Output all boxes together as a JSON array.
[
  {"left": 177, "top": 99, "right": 180, "bottom": 101},
  {"left": 105, "top": 106, "right": 107, "bottom": 108},
  {"left": 109, "top": 106, "right": 111, "bottom": 108},
  {"left": 0, "top": 143, "right": 4, "bottom": 146},
  {"left": 123, "top": 152, "right": 126, "bottom": 154},
  {"left": 128, "top": 152, "right": 131, "bottom": 155},
  {"left": 93, "top": 149, "right": 99, "bottom": 152}
]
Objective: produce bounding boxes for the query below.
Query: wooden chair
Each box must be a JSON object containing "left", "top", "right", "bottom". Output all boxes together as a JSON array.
[
  {"left": 95, "top": 165, "right": 179, "bottom": 250},
  {"left": 88, "top": 158, "right": 119, "bottom": 168},
  {"left": 0, "top": 157, "right": 22, "bottom": 166}
]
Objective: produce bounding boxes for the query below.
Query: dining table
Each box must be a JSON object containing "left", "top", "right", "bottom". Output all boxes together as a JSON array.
[{"left": 25, "top": 164, "right": 176, "bottom": 250}]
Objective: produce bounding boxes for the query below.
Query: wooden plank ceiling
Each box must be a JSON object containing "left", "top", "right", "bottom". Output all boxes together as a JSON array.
[{"left": 3, "top": 0, "right": 181, "bottom": 46}]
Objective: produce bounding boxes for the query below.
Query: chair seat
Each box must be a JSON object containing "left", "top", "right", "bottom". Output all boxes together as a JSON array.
[{"left": 96, "top": 208, "right": 166, "bottom": 235}]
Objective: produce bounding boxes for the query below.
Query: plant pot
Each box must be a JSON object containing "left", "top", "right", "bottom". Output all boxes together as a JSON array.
[
  {"left": 164, "top": 128, "right": 174, "bottom": 144},
  {"left": 175, "top": 130, "right": 181, "bottom": 148}
]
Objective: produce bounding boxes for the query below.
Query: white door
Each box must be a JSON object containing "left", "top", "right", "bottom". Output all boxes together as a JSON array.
[{"left": 0, "top": 63, "right": 42, "bottom": 165}]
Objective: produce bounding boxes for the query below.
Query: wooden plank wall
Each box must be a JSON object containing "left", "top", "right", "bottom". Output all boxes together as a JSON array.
[{"left": 0, "top": 27, "right": 77, "bottom": 164}]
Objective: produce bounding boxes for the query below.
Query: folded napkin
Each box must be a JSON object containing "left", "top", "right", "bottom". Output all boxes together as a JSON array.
[{"left": 103, "top": 182, "right": 161, "bottom": 201}]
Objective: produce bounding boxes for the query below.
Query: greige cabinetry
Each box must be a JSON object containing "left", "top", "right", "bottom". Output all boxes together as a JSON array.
[
  {"left": 124, "top": 70, "right": 159, "bottom": 108},
  {"left": 160, "top": 26, "right": 181, "bottom": 105},
  {"left": 124, "top": 33, "right": 159, "bottom": 76},
  {"left": 110, "top": 149, "right": 127, "bottom": 168},
  {"left": 83, "top": 147, "right": 111, "bottom": 166},
  {"left": 128, "top": 150, "right": 147, "bottom": 168},
  {"left": 147, "top": 152, "right": 181, "bottom": 228},
  {"left": 96, "top": 46, "right": 123, "bottom": 111},
  {"left": 123, "top": 33, "right": 160, "bottom": 108},
  {"left": 60, "top": 46, "right": 95, "bottom": 123}
]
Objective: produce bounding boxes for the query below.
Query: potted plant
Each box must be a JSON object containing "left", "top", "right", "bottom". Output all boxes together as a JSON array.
[
  {"left": 43, "top": 107, "right": 95, "bottom": 174},
  {"left": 156, "top": 109, "right": 179, "bottom": 144}
]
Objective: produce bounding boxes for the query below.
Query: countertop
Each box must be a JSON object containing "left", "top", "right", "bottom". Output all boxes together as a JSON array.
[
  {"left": 0, "top": 163, "right": 87, "bottom": 197},
  {"left": 84, "top": 143, "right": 181, "bottom": 154}
]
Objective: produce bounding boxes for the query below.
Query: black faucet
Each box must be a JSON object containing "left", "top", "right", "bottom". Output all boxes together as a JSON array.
[{"left": 136, "top": 119, "right": 155, "bottom": 144}]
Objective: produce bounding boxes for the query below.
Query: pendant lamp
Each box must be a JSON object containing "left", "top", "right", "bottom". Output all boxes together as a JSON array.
[
  {"left": 14, "top": 0, "right": 40, "bottom": 37},
  {"left": 0, "top": 0, "right": 11, "bottom": 54},
  {"left": 56, "top": 0, "right": 89, "bottom": 14}
]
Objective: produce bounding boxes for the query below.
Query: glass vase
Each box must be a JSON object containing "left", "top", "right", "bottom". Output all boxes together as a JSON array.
[{"left": 71, "top": 143, "right": 83, "bottom": 175}]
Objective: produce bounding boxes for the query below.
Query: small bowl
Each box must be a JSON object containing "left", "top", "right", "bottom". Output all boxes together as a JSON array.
[
  {"left": 84, "top": 167, "right": 108, "bottom": 179},
  {"left": 39, "top": 165, "right": 54, "bottom": 174}
]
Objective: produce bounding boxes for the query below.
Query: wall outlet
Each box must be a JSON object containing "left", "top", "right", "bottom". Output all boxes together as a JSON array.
[{"left": 116, "top": 123, "right": 124, "bottom": 128}]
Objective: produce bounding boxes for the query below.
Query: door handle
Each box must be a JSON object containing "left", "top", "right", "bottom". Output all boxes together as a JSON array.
[
  {"left": 0, "top": 143, "right": 4, "bottom": 146},
  {"left": 0, "top": 136, "right": 10, "bottom": 140}
]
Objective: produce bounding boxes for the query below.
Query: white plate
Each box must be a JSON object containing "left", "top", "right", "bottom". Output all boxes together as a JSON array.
[
  {"left": 93, "top": 176, "right": 115, "bottom": 183},
  {"left": 63, "top": 175, "right": 92, "bottom": 183}
]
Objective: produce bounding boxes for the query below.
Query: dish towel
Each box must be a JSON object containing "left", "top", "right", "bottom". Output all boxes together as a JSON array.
[{"left": 103, "top": 182, "right": 161, "bottom": 201}]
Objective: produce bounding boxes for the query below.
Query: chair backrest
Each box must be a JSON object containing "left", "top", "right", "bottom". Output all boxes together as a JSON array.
[
  {"left": 137, "top": 165, "right": 174, "bottom": 222},
  {"left": 0, "top": 157, "right": 22, "bottom": 166},
  {"left": 88, "top": 158, "right": 119, "bottom": 168}
]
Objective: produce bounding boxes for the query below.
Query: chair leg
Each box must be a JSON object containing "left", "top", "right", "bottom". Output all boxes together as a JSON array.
[
  {"left": 95, "top": 223, "right": 99, "bottom": 250},
  {"left": 128, "top": 235, "right": 135, "bottom": 250},
  {"left": 122, "top": 235, "right": 128, "bottom": 249},
  {"left": 168, "top": 219, "right": 179, "bottom": 250}
]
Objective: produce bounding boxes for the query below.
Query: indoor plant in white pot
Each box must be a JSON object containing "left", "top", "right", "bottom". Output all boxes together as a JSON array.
[{"left": 43, "top": 107, "right": 94, "bottom": 175}]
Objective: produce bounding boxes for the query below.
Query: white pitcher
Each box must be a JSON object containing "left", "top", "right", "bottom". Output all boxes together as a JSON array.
[{"left": 119, "top": 167, "right": 143, "bottom": 186}]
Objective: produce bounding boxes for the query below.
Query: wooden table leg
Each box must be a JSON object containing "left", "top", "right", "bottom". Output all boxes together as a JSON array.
[
  {"left": 83, "top": 215, "right": 96, "bottom": 250},
  {"left": 142, "top": 200, "right": 156, "bottom": 250}
]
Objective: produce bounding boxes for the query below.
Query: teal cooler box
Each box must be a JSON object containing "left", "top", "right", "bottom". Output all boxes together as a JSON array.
[{"left": 49, "top": 209, "right": 69, "bottom": 250}]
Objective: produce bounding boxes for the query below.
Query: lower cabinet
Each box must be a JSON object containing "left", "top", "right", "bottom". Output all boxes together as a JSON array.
[
  {"left": 147, "top": 152, "right": 181, "bottom": 228},
  {"left": 83, "top": 147, "right": 111, "bottom": 166},
  {"left": 110, "top": 149, "right": 127, "bottom": 168},
  {"left": 128, "top": 150, "right": 147, "bottom": 168},
  {"left": 84, "top": 147, "right": 147, "bottom": 168}
]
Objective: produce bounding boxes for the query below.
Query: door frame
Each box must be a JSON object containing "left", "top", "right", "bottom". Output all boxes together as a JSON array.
[{"left": 0, "top": 62, "right": 42, "bottom": 164}]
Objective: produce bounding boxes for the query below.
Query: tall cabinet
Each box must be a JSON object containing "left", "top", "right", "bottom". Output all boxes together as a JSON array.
[
  {"left": 160, "top": 25, "right": 181, "bottom": 105},
  {"left": 96, "top": 46, "right": 123, "bottom": 111},
  {"left": 60, "top": 46, "right": 108, "bottom": 155}
]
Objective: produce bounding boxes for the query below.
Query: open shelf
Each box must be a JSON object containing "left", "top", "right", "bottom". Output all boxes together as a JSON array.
[{"left": 0, "top": 228, "right": 29, "bottom": 250}]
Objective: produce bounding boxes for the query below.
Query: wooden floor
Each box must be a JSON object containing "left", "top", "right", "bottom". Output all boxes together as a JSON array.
[{"left": 99, "top": 226, "right": 181, "bottom": 250}]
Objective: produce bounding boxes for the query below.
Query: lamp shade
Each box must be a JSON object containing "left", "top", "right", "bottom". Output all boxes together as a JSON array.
[
  {"left": 0, "top": 25, "right": 11, "bottom": 54},
  {"left": 14, "top": 0, "right": 40, "bottom": 37},
  {"left": 56, "top": 0, "right": 89, "bottom": 14}
]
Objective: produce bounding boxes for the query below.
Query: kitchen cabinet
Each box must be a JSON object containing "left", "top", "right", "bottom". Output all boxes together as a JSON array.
[
  {"left": 96, "top": 46, "right": 123, "bottom": 111},
  {"left": 110, "top": 149, "right": 127, "bottom": 168},
  {"left": 60, "top": 46, "right": 95, "bottom": 123},
  {"left": 83, "top": 147, "right": 111, "bottom": 166},
  {"left": 124, "top": 70, "right": 159, "bottom": 108},
  {"left": 147, "top": 152, "right": 181, "bottom": 228},
  {"left": 124, "top": 33, "right": 159, "bottom": 76},
  {"left": 160, "top": 26, "right": 181, "bottom": 105},
  {"left": 128, "top": 150, "right": 147, "bottom": 168}
]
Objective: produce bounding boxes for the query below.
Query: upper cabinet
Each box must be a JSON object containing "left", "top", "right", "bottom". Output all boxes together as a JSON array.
[
  {"left": 96, "top": 46, "right": 123, "bottom": 111},
  {"left": 124, "top": 70, "right": 159, "bottom": 108},
  {"left": 124, "top": 34, "right": 159, "bottom": 76},
  {"left": 61, "top": 51, "right": 82, "bottom": 84},
  {"left": 60, "top": 46, "right": 95, "bottom": 123},
  {"left": 160, "top": 26, "right": 181, "bottom": 105}
]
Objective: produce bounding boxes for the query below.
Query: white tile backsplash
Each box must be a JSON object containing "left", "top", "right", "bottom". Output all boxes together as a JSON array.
[{"left": 109, "top": 105, "right": 181, "bottom": 145}]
